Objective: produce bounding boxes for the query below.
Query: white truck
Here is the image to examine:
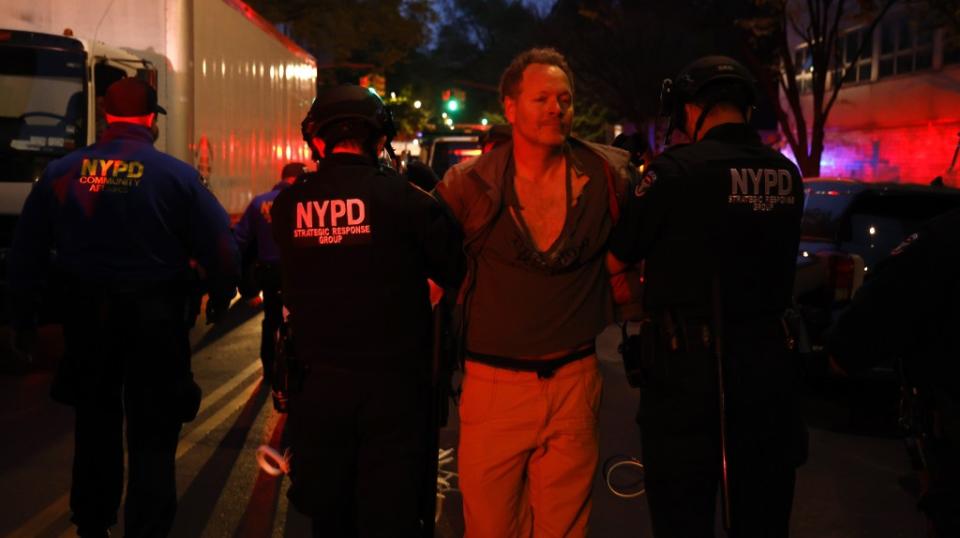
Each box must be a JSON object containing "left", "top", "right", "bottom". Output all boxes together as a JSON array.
[{"left": 0, "top": 0, "right": 317, "bottom": 238}]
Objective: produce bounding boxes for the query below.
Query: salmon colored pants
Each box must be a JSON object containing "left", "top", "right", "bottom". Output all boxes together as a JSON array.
[{"left": 458, "top": 355, "right": 602, "bottom": 538}]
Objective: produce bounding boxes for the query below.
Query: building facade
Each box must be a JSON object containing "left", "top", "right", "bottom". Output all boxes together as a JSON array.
[{"left": 789, "top": 8, "right": 960, "bottom": 185}]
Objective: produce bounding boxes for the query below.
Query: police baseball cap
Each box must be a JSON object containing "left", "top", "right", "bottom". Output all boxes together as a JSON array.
[{"left": 103, "top": 78, "right": 167, "bottom": 117}]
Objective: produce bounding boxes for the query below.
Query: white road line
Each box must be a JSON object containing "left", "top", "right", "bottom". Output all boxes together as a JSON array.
[
  {"left": 175, "top": 375, "right": 262, "bottom": 459},
  {"left": 12, "top": 360, "right": 262, "bottom": 538},
  {"left": 195, "top": 360, "right": 261, "bottom": 417}
]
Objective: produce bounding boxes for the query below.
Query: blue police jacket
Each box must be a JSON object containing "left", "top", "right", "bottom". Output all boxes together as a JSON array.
[
  {"left": 234, "top": 181, "right": 291, "bottom": 265},
  {"left": 8, "top": 122, "right": 240, "bottom": 325}
]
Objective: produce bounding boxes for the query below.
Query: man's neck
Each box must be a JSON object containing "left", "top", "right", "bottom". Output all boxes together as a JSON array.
[{"left": 512, "top": 136, "right": 565, "bottom": 181}]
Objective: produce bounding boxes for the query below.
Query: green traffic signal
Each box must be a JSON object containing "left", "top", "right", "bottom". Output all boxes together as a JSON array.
[{"left": 446, "top": 99, "right": 459, "bottom": 112}]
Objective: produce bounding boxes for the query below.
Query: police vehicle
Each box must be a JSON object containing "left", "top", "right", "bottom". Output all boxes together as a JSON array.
[
  {"left": 794, "top": 178, "right": 960, "bottom": 345},
  {"left": 794, "top": 178, "right": 960, "bottom": 434}
]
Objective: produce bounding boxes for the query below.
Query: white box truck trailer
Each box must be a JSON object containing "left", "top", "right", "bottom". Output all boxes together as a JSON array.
[{"left": 0, "top": 0, "right": 317, "bottom": 234}]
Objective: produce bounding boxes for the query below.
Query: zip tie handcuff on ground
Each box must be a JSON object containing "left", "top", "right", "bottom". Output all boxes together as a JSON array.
[
  {"left": 256, "top": 445, "right": 291, "bottom": 476},
  {"left": 603, "top": 454, "right": 645, "bottom": 499}
]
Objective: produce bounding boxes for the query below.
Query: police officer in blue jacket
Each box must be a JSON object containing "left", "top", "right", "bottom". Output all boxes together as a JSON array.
[
  {"left": 234, "top": 161, "right": 306, "bottom": 383},
  {"left": 7, "top": 78, "right": 239, "bottom": 538}
]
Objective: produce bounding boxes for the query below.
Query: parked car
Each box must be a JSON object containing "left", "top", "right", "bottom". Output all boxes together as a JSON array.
[
  {"left": 419, "top": 131, "right": 483, "bottom": 179},
  {"left": 794, "top": 178, "right": 960, "bottom": 349}
]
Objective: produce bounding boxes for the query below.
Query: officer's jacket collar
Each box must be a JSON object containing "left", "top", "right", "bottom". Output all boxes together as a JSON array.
[
  {"left": 700, "top": 123, "right": 761, "bottom": 144},
  {"left": 99, "top": 123, "right": 155, "bottom": 145},
  {"left": 320, "top": 152, "right": 376, "bottom": 169}
]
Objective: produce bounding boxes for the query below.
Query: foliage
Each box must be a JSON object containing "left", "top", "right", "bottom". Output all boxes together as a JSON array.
[
  {"left": 920, "top": 0, "right": 960, "bottom": 31},
  {"left": 540, "top": 0, "right": 773, "bottom": 143},
  {"left": 245, "top": 0, "right": 437, "bottom": 77},
  {"left": 571, "top": 98, "right": 617, "bottom": 142},
  {"left": 392, "top": 0, "right": 543, "bottom": 125},
  {"left": 384, "top": 89, "right": 432, "bottom": 138}
]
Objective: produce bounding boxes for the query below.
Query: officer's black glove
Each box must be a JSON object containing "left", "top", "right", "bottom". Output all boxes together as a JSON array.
[{"left": 205, "top": 294, "right": 231, "bottom": 325}]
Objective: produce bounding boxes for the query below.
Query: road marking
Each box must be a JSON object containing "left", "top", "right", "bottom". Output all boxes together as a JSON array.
[
  {"left": 175, "top": 375, "right": 262, "bottom": 459},
  {"left": 11, "top": 360, "right": 262, "bottom": 538},
  {"left": 195, "top": 360, "right": 261, "bottom": 417},
  {"left": 7, "top": 494, "right": 69, "bottom": 537}
]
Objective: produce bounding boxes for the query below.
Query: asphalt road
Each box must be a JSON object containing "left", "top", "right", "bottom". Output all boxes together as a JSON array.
[{"left": 0, "top": 303, "right": 927, "bottom": 537}]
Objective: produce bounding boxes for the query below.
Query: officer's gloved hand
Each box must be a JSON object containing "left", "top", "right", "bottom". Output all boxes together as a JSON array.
[{"left": 205, "top": 294, "right": 231, "bottom": 325}]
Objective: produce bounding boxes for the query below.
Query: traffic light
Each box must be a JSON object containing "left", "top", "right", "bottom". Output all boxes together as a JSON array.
[
  {"left": 441, "top": 88, "right": 466, "bottom": 114},
  {"left": 359, "top": 73, "right": 386, "bottom": 96}
]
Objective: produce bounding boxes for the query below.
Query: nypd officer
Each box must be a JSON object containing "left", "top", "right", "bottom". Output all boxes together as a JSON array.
[
  {"left": 269, "top": 85, "right": 463, "bottom": 538},
  {"left": 234, "top": 161, "right": 306, "bottom": 383},
  {"left": 607, "top": 56, "right": 806, "bottom": 537},
  {"left": 824, "top": 209, "right": 960, "bottom": 537},
  {"left": 7, "top": 78, "right": 239, "bottom": 537}
]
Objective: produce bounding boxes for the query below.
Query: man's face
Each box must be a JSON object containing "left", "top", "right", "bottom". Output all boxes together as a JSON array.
[{"left": 504, "top": 63, "right": 573, "bottom": 148}]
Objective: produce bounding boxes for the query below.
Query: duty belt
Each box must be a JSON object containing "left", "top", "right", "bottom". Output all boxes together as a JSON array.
[{"left": 466, "top": 345, "right": 595, "bottom": 379}]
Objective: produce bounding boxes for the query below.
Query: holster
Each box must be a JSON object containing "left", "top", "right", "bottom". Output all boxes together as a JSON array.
[
  {"left": 781, "top": 307, "right": 811, "bottom": 354},
  {"left": 272, "top": 318, "right": 307, "bottom": 413},
  {"left": 618, "top": 317, "right": 659, "bottom": 388},
  {"left": 254, "top": 262, "right": 282, "bottom": 294}
]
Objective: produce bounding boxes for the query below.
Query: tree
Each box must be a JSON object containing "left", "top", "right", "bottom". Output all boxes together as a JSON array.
[
  {"left": 245, "top": 0, "right": 436, "bottom": 79},
  {"left": 392, "top": 0, "right": 544, "bottom": 126},
  {"left": 922, "top": 0, "right": 960, "bottom": 31},
  {"left": 739, "top": 0, "right": 898, "bottom": 177},
  {"left": 384, "top": 89, "right": 432, "bottom": 137},
  {"left": 541, "top": 0, "right": 769, "bottom": 142}
]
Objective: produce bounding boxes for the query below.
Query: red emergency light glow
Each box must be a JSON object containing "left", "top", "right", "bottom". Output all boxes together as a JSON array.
[{"left": 784, "top": 121, "right": 960, "bottom": 186}]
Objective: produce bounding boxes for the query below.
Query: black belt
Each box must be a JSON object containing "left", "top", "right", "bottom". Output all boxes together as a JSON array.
[{"left": 466, "top": 345, "right": 596, "bottom": 379}]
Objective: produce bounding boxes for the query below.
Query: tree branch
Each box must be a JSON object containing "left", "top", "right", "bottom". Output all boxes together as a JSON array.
[{"left": 824, "top": 0, "right": 899, "bottom": 118}]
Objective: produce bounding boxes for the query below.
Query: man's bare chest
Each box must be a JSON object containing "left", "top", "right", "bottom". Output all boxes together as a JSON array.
[{"left": 513, "top": 167, "right": 589, "bottom": 252}]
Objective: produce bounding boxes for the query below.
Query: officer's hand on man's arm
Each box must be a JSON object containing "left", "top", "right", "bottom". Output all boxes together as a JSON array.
[
  {"left": 606, "top": 252, "right": 633, "bottom": 305},
  {"left": 605, "top": 162, "right": 675, "bottom": 320}
]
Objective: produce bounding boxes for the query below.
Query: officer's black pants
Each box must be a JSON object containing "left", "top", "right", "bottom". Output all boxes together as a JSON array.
[
  {"left": 255, "top": 263, "right": 283, "bottom": 381},
  {"left": 285, "top": 363, "right": 430, "bottom": 538},
  {"left": 260, "top": 286, "right": 283, "bottom": 380},
  {"left": 638, "top": 321, "right": 806, "bottom": 538},
  {"left": 62, "top": 293, "right": 189, "bottom": 537},
  {"left": 920, "top": 434, "right": 960, "bottom": 536}
]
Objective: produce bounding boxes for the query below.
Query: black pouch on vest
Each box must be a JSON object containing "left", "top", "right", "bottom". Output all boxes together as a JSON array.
[{"left": 619, "top": 318, "right": 658, "bottom": 388}]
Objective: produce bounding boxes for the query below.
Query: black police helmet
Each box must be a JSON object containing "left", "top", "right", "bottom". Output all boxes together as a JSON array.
[
  {"left": 661, "top": 55, "right": 757, "bottom": 115},
  {"left": 660, "top": 56, "right": 757, "bottom": 143},
  {"left": 301, "top": 85, "right": 397, "bottom": 160}
]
